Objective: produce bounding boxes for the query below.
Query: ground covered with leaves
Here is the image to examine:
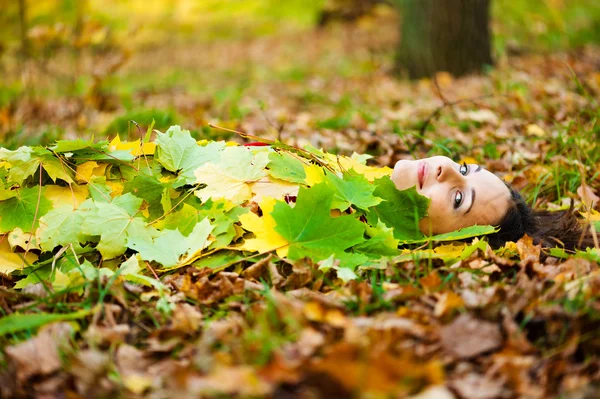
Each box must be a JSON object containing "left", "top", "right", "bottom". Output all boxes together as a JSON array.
[{"left": 1, "top": 10, "right": 600, "bottom": 398}]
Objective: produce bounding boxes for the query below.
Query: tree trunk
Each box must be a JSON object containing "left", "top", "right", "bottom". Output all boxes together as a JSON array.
[
  {"left": 18, "top": 0, "right": 29, "bottom": 60},
  {"left": 394, "top": 0, "right": 493, "bottom": 79}
]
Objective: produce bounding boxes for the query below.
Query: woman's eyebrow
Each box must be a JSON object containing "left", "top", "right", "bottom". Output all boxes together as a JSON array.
[{"left": 465, "top": 188, "right": 476, "bottom": 214}]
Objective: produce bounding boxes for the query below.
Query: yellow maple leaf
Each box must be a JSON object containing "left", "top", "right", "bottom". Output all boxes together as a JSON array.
[
  {"left": 238, "top": 197, "right": 289, "bottom": 257},
  {"left": 75, "top": 161, "right": 108, "bottom": 183},
  {"left": 109, "top": 136, "right": 155, "bottom": 156},
  {"left": 0, "top": 237, "right": 38, "bottom": 274},
  {"left": 195, "top": 163, "right": 255, "bottom": 204},
  {"left": 106, "top": 181, "right": 124, "bottom": 198},
  {"left": 304, "top": 164, "right": 325, "bottom": 186},
  {"left": 458, "top": 156, "right": 478, "bottom": 166},
  {"left": 434, "top": 243, "right": 466, "bottom": 258},
  {"left": 44, "top": 184, "right": 89, "bottom": 209},
  {"left": 8, "top": 228, "right": 40, "bottom": 251},
  {"left": 323, "top": 154, "right": 392, "bottom": 182}
]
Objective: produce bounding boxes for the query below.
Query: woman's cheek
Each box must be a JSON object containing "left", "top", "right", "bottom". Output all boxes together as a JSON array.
[{"left": 422, "top": 198, "right": 452, "bottom": 234}]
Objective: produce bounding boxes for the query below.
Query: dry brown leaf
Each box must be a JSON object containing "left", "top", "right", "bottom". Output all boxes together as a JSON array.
[
  {"left": 170, "top": 303, "right": 203, "bottom": 334},
  {"left": 449, "top": 373, "right": 508, "bottom": 399},
  {"left": 310, "top": 342, "right": 443, "bottom": 395},
  {"left": 440, "top": 314, "right": 503, "bottom": 359},
  {"left": 5, "top": 322, "right": 73, "bottom": 382},
  {"left": 434, "top": 291, "right": 465, "bottom": 318},
  {"left": 516, "top": 234, "right": 541, "bottom": 263},
  {"left": 420, "top": 271, "right": 443, "bottom": 293},
  {"left": 577, "top": 180, "right": 599, "bottom": 209},
  {"left": 408, "top": 386, "right": 455, "bottom": 399},
  {"left": 70, "top": 349, "right": 111, "bottom": 396},
  {"left": 240, "top": 254, "right": 273, "bottom": 281},
  {"left": 187, "top": 366, "right": 273, "bottom": 396},
  {"left": 84, "top": 324, "right": 130, "bottom": 347},
  {"left": 282, "top": 258, "right": 314, "bottom": 289}
]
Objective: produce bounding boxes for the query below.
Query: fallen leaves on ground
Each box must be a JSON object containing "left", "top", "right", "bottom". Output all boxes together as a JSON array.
[{"left": 1, "top": 12, "right": 600, "bottom": 399}]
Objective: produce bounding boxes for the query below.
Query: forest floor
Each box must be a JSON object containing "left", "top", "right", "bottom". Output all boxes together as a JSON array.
[{"left": 1, "top": 14, "right": 600, "bottom": 399}]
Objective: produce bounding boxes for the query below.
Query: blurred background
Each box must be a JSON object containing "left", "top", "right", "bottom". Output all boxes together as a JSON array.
[{"left": 0, "top": 0, "right": 599, "bottom": 152}]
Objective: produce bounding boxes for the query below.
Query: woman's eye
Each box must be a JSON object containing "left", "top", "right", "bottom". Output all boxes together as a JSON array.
[
  {"left": 459, "top": 162, "right": 469, "bottom": 176},
  {"left": 454, "top": 191, "right": 463, "bottom": 208}
]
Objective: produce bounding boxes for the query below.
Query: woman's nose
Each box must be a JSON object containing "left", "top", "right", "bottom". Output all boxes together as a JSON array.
[{"left": 437, "top": 165, "right": 463, "bottom": 183}]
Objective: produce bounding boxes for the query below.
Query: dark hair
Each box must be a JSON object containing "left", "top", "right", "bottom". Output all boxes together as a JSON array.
[{"left": 488, "top": 186, "right": 596, "bottom": 250}]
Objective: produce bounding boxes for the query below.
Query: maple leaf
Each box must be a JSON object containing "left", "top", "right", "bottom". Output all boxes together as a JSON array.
[
  {"left": 128, "top": 218, "right": 214, "bottom": 268},
  {"left": 0, "top": 237, "right": 38, "bottom": 274},
  {"left": 271, "top": 183, "right": 366, "bottom": 263},
  {"left": 366, "top": 178, "right": 429, "bottom": 241},
  {"left": 44, "top": 184, "right": 88, "bottom": 209},
  {"left": 8, "top": 228, "right": 40, "bottom": 251},
  {"left": 159, "top": 198, "right": 246, "bottom": 249},
  {"left": 123, "top": 171, "right": 172, "bottom": 220},
  {"left": 267, "top": 151, "right": 307, "bottom": 184},
  {"left": 194, "top": 147, "right": 269, "bottom": 204},
  {"left": 80, "top": 194, "right": 157, "bottom": 259},
  {"left": 37, "top": 205, "right": 85, "bottom": 252},
  {"left": 239, "top": 197, "right": 290, "bottom": 257},
  {"left": 109, "top": 136, "right": 156, "bottom": 156},
  {"left": 303, "top": 163, "right": 326, "bottom": 186},
  {"left": 323, "top": 153, "right": 392, "bottom": 182},
  {"left": 155, "top": 125, "right": 225, "bottom": 186},
  {"left": 250, "top": 176, "right": 299, "bottom": 203},
  {"left": 353, "top": 221, "right": 400, "bottom": 257},
  {"left": 0, "top": 147, "right": 73, "bottom": 184},
  {"left": 75, "top": 161, "right": 108, "bottom": 184},
  {"left": 50, "top": 139, "right": 108, "bottom": 153},
  {"left": 0, "top": 187, "right": 53, "bottom": 233},
  {"left": 324, "top": 170, "right": 382, "bottom": 210}
]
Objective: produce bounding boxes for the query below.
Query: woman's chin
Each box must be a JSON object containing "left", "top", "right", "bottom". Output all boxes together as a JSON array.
[{"left": 391, "top": 160, "right": 417, "bottom": 191}]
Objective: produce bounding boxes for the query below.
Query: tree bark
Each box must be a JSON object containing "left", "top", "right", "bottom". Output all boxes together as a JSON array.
[
  {"left": 18, "top": 0, "right": 29, "bottom": 60},
  {"left": 394, "top": 0, "right": 493, "bottom": 79}
]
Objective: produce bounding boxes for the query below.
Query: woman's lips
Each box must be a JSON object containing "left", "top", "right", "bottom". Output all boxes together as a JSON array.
[{"left": 417, "top": 162, "right": 426, "bottom": 189}]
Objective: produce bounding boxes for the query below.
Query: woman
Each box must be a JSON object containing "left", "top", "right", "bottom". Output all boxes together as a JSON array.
[{"left": 392, "top": 156, "right": 595, "bottom": 250}]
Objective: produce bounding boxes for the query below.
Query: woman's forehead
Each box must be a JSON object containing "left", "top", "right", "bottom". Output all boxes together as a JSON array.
[{"left": 468, "top": 169, "right": 512, "bottom": 223}]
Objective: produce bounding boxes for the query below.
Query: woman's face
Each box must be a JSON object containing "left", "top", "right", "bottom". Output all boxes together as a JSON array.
[{"left": 391, "top": 156, "right": 512, "bottom": 234}]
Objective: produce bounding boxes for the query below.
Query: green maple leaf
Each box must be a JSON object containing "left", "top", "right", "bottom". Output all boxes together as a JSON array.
[
  {"left": 88, "top": 177, "right": 113, "bottom": 203},
  {"left": 0, "top": 147, "right": 73, "bottom": 184},
  {"left": 0, "top": 187, "right": 52, "bottom": 233},
  {"left": 72, "top": 150, "right": 135, "bottom": 163},
  {"left": 161, "top": 198, "right": 246, "bottom": 248},
  {"left": 401, "top": 225, "right": 498, "bottom": 245},
  {"left": 325, "top": 169, "right": 383, "bottom": 210},
  {"left": 123, "top": 171, "right": 171, "bottom": 220},
  {"left": 271, "top": 183, "right": 366, "bottom": 262},
  {"left": 353, "top": 221, "right": 400, "bottom": 257},
  {"left": 50, "top": 139, "right": 108, "bottom": 153},
  {"left": 128, "top": 218, "right": 214, "bottom": 268},
  {"left": 267, "top": 151, "right": 307, "bottom": 184},
  {"left": 195, "top": 198, "right": 247, "bottom": 248},
  {"left": 366, "top": 177, "right": 429, "bottom": 241},
  {"left": 80, "top": 194, "right": 157, "bottom": 259},
  {"left": 155, "top": 125, "right": 225, "bottom": 186},
  {"left": 37, "top": 205, "right": 85, "bottom": 252},
  {"left": 128, "top": 229, "right": 188, "bottom": 267}
]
